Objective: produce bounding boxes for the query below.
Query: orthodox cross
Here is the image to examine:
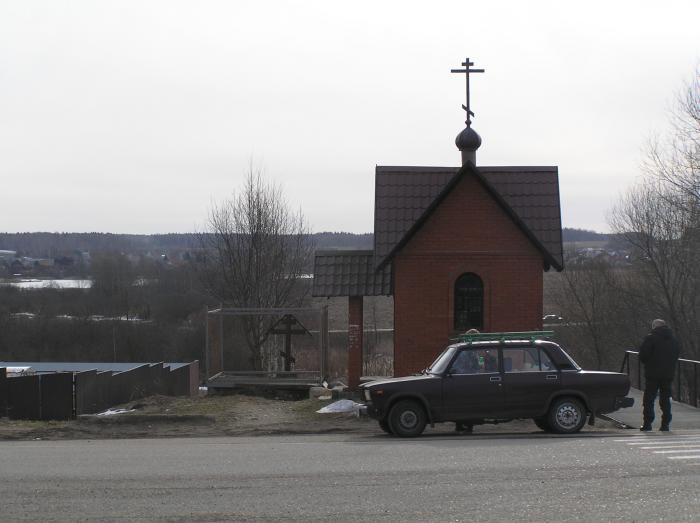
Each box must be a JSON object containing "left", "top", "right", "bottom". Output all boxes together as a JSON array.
[
  {"left": 451, "top": 58, "right": 485, "bottom": 127},
  {"left": 267, "top": 314, "right": 311, "bottom": 372}
]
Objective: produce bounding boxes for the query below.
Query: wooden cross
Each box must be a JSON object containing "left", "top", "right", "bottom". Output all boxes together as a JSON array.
[
  {"left": 268, "top": 314, "right": 311, "bottom": 372},
  {"left": 451, "top": 58, "right": 485, "bottom": 127}
]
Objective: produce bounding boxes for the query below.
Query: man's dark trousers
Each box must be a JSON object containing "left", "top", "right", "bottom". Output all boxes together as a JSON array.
[{"left": 643, "top": 377, "right": 672, "bottom": 427}]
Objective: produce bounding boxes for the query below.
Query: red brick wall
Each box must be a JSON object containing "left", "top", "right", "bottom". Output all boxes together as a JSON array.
[{"left": 393, "top": 172, "right": 544, "bottom": 377}]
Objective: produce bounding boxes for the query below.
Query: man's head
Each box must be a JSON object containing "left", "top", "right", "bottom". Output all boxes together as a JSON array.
[{"left": 652, "top": 319, "right": 666, "bottom": 330}]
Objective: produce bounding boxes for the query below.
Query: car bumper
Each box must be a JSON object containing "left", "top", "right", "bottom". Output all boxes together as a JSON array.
[
  {"left": 615, "top": 396, "right": 634, "bottom": 409},
  {"left": 359, "top": 402, "right": 384, "bottom": 420},
  {"left": 598, "top": 395, "right": 634, "bottom": 415}
]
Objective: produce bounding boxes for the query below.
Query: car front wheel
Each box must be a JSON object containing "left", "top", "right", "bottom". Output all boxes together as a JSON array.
[
  {"left": 547, "top": 397, "right": 586, "bottom": 434},
  {"left": 388, "top": 400, "right": 427, "bottom": 437}
]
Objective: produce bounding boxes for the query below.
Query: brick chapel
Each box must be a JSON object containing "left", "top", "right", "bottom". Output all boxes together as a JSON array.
[{"left": 312, "top": 59, "right": 563, "bottom": 388}]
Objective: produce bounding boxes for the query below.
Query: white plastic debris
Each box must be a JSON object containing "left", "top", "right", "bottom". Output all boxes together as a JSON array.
[{"left": 316, "top": 399, "right": 361, "bottom": 414}]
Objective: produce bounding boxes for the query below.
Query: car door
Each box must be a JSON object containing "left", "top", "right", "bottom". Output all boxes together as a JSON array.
[
  {"left": 442, "top": 346, "right": 505, "bottom": 419},
  {"left": 501, "top": 346, "right": 561, "bottom": 417}
]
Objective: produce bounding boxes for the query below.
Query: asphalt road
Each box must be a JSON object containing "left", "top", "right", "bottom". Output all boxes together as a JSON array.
[{"left": 2, "top": 430, "right": 700, "bottom": 522}]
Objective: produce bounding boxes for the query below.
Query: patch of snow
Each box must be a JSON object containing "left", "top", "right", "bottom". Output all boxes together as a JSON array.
[{"left": 96, "top": 408, "right": 136, "bottom": 416}]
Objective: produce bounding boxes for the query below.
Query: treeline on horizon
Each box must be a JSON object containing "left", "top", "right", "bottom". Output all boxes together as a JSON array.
[
  {"left": 0, "top": 228, "right": 604, "bottom": 258},
  {"left": 0, "top": 232, "right": 373, "bottom": 257}
]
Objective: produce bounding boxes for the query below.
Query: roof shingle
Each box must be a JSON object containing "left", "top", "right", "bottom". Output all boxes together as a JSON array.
[
  {"left": 373, "top": 165, "right": 563, "bottom": 270},
  {"left": 312, "top": 250, "right": 392, "bottom": 297}
]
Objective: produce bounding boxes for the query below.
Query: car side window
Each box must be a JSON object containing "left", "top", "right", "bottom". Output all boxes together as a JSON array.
[
  {"left": 503, "top": 348, "right": 557, "bottom": 372},
  {"left": 449, "top": 348, "right": 499, "bottom": 375},
  {"left": 539, "top": 349, "right": 556, "bottom": 371}
]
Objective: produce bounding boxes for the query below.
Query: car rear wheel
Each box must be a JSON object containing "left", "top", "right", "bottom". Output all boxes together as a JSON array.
[
  {"left": 379, "top": 419, "right": 393, "bottom": 434},
  {"left": 533, "top": 417, "right": 551, "bottom": 432},
  {"left": 388, "top": 400, "right": 427, "bottom": 438},
  {"left": 547, "top": 397, "right": 586, "bottom": 434}
]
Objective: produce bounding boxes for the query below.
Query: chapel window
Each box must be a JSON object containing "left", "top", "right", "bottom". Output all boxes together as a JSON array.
[{"left": 454, "top": 273, "right": 483, "bottom": 331}]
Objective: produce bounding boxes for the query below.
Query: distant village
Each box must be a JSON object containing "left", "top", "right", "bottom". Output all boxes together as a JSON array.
[
  {"left": 0, "top": 247, "right": 198, "bottom": 279},
  {"left": 0, "top": 228, "right": 622, "bottom": 280},
  {"left": 566, "top": 245, "right": 632, "bottom": 266}
]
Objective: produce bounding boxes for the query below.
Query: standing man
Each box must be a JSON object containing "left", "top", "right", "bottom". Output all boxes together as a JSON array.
[{"left": 639, "top": 319, "right": 680, "bottom": 432}]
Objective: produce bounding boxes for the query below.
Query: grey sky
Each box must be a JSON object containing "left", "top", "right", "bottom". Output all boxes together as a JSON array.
[{"left": 1, "top": 1, "right": 699, "bottom": 234}]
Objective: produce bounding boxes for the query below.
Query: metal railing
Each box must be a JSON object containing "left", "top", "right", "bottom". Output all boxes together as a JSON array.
[
  {"left": 451, "top": 330, "right": 554, "bottom": 343},
  {"left": 620, "top": 350, "right": 700, "bottom": 408}
]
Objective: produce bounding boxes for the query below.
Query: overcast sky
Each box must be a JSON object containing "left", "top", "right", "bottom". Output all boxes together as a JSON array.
[{"left": 1, "top": 1, "right": 699, "bottom": 234}]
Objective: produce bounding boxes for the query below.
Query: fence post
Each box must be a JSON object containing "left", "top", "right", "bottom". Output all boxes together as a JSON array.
[
  {"left": 204, "top": 306, "right": 210, "bottom": 380},
  {"left": 620, "top": 352, "right": 629, "bottom": 375},
  {"left": 637, "top": 355, "right": 641, "bottom": 390},
  {"left": 219, "top": 303, "right": 224, "bottom": 372},
  {"left": 320, "top": 305, "right": 328, "bottom": 381},
  {"left": 694, "top": 362, "right": 698, "bottom": 408},
  {"left": 627, "top": 352, "right": 630, "bottom": 376},
  {"left": 677, "top": 360, "right": 682, "bottom": 401}
]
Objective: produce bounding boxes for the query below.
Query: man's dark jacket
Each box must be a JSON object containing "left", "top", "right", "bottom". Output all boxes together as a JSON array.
[{"left": 639, "top": 326, "right": 680, "bottom": 379}]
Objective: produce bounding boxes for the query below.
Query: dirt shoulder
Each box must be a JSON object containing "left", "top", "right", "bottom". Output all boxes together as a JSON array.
[
  {"left": 0, "top": 393, "right": 377, "bottom": 441},
  {"left": 0, "top": 392, "right": 627, "bottom": 441}
]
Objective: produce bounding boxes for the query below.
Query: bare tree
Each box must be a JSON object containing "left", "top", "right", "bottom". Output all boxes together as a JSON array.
[
  {"left": 642, "top": 68, "right": 700, "bottom": 208},
  {"left": 610, "top": 67, "right": 700, "bottom": 359},
  {"left": 200, "top": 168, "right": 314, "bottom": 369},
  {"left": 91, "top": 253, "right": 136, "bottom": 320}
]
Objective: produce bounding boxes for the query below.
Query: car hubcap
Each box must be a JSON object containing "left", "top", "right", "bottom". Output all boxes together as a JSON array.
[
  {"left": 556, "top": 404, "right": 581, "bottom": 429},
  {"left": 399, "top": 410, "right": 418, "bottom": 429}
]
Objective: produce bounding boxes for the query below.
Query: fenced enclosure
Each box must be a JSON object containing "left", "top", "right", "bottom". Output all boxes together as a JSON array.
[
  {"left": 205, "top": 306, "right": 329, "bottom": 388},
  {"left": 621, "top": 350, "right": 700, "bottom": 408},
  {"left": 205, "top": 306, "right": 395, "bottom": 389}
]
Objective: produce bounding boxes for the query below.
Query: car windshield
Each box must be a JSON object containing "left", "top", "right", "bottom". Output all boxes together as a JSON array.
[{"left": 427, "top": 346, "right": 457, "bottom": 374}]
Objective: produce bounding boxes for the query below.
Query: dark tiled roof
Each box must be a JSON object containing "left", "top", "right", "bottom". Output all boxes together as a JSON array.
[
  {"left": 312, "top": 250, "right": 392, "bottom": 297},
  {"left": 374, "top": 165, "right": 563, "bottom": 270},
  {"left": 481, "top": 167, "right": 563, "bottom": 270}
]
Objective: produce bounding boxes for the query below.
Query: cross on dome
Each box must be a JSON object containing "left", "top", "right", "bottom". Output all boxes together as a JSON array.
[{"left": 451, "top": 58, "right": 485, "bottom": 128}]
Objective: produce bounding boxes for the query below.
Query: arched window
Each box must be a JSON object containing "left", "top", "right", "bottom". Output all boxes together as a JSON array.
[{"left": 454, "top": 273, "right": 483, "bottom": 331}]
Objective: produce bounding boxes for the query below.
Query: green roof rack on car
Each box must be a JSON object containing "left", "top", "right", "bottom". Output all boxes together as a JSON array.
[{"left": 451, "top": 330, "right": 554, "bottom": 344}]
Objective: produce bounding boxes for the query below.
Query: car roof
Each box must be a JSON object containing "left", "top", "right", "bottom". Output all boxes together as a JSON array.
[{"left": 452, "top": 339, "right": 554, "bottom": 349}]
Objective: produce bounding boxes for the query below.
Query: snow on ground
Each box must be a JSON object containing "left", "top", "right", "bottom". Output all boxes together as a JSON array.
[{"left": 96, "top": 408, "right": 136, "bottom": 416}]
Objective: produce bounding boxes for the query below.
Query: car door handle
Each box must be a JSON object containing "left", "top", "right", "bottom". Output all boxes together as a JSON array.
[
  {"left": 546, "top": 374, "right": 558, "bottom": 380},
  {"left": 490, "top": 376, "right": 501, "bottom": 382}
]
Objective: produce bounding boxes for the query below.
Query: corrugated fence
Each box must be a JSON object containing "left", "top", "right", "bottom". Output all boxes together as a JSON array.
[{"left": 0, "top": 361, "right": 199, "bottom": 420}]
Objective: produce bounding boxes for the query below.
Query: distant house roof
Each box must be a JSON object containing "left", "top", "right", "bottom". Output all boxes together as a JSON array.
[
  {"left": 312, "top": 250, "right": 392, "bottom": 297},
  {"left": 374, "top": 164, "right": 563, "bottom": 271}
]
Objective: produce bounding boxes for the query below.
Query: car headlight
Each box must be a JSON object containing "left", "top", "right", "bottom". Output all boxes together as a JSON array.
[{"left": 364, "top": 389, "right": 371, "bottom": 401}]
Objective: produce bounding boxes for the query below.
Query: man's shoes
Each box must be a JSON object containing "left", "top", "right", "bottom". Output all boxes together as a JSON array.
[
  {"left": 640, "top": 424, "right": 652, "bottom": 432},
  {"left": 660, "top": 425, "right": 670, "bottom": 432}
]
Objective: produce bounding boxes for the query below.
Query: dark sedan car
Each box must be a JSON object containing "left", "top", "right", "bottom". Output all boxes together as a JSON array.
[{"left": 359, "top": 335, "right": 633, "bottom": 437}]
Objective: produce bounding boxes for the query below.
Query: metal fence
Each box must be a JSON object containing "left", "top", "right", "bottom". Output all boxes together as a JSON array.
[
  {"left": 205, "top": 306, "right": 329, "bottom": 384},
  {"left": 0, "top": 361, "right": 199, "bottom": 421},
  {"left": 620, "top": 350, "right": 700, "bottom": 408}
]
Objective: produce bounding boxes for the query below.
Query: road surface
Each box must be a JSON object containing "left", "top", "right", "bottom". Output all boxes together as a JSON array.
[{"left": 2, "top": 431, "right": 700, "bottom": 521}]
